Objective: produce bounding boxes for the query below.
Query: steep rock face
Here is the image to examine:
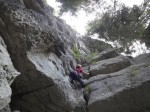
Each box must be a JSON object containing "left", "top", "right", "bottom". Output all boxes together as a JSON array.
[
  {"left": 0, "top": 0, "right": 150, "bottom": 112},
  {"left": 83, "top": 48, "right": 119, "bottom": 75},
  {"left": 81, "top": 37, "right": 112, "bottom": 53},
  {"left": 0, "top": 36, "right": 19, "bottom": 111},
  {"left": 91, "top": 48, "right": 119, "bottom": 62},
  {"left": 0, "top": 0, "right": 83, "bottom": 112},
  {"left": 89, "top": 55, "right": 133, "bottom": 76},
  {"left": 83, "top": 50, "right": 150, "bottom": 112},
  {"left": 87, "top": 63, "right": 150, "bottom": 112}
]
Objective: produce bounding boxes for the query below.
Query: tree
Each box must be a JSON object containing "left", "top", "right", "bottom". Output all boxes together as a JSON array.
[
  {"left": 56, "top": 0, "right": 90, "bottom": 14},
  {"left": 55, "top": 0, "right": 149, "bottom": 54},
  {"left": 56, "top": 0, "right": 108, "bottom": 15},
  {"left": 142, "top": 23, "right": 150, "bottom": 47},
  {"left": 87, "top": 1, "right": 150, "bottom": 54}
]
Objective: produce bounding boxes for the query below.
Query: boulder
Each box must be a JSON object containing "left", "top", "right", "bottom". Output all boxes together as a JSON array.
[
  {"left": 92, "top": 48, "right": 119, "bottom": 62},
  {"left": 89, "top": 55, "right": 133, "bottom": 76},
  {"left": 132, "top": 53, "right": 150, "bottom": 64},
  {"left": 87, "top": 63, "right": 150, "bottom": 112},
  {"left": 10, "top": 53, "right": 83, "bottom": 112}
]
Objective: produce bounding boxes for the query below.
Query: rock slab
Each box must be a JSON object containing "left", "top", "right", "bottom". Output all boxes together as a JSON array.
[{"left": 87, "top": 63, "right": 150, "bottom": 112}]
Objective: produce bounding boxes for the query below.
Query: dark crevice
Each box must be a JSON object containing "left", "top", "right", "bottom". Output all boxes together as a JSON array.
[
  {"left": 11, "top": 84, "right": 55, "bottom": 97},
  {"left": 83, "top": 92, "right": 89, "bottom": 112},
  {"left": 11, "top": 84, "right": 68, "bottom": 112}
]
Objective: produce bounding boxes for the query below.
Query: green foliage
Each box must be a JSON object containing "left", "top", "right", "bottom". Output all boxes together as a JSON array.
[
  {"left": 143, "top": 63, "right": 150, "bottom": 67},
  {"left": 129, "top": 63, "right": 150, "bottom": 77},
  {"left": 88, "top": 6, "right": 145, "bottom": 38},
  {"left": 84, "top": 52, "right": 97, "bottom": 64},
  {"left": 130, "top": 68, "right": 139, "bottom": 77},
  {"left": 87, "top": 3, "right": 150, "bottom": 54},
  {"left": 56, "top": 0, "right": 91, "bottom": 14},
  {"left": 56, "top": 0, "right": 149, "bottom": 54},
  {"left": 142, "top": 24, "right": 150, "bottom": 47},
  {"left": 87, "top": 12, "right": 112, "bottom": 36},
  {"left": 142, "top": 0, "right": 150, "bottom": 46},
  {"left": 83, "top": 86, "right": 92, "bottom": 95},
  {"left": 56, "top": 0, "right": 107, "bottom": 14},
  {"left": 72, "top": 45, "right": 80, "bottom": 60}
]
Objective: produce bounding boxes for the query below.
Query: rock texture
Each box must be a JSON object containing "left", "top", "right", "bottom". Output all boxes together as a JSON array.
[
  {"left": 132, "top": 53, "right": 150, "bottom": 64},
  {"left": 0, "top": 36, "right": 19, "bottom": 111},
  {"left": 91, "top": 48, "right": 119, "bottom": 62},
  {"left": 0, "top": 105, "right": 11, "bottom": 112},
  {"left": 0, "top": 0, "right": 150, "bottom": 112},
  {"left": 0, "top": 0, "right": 83, "bottom": 112},
  {"left": 83, "top": 48, "right": 150, "bottom": 112},
  {"left": 87, "top": 63, "right": 150, "bottom": 112},
  {"left": 89, "top": 55, "right": 133, "bottom": 76},
  {"left": 81, "top": 37, "right": 112, "bottom": 53}
]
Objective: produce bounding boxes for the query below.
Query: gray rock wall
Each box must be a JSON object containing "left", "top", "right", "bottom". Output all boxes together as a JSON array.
[
  {"left": 0, "top": 0, "right": 150, "bottom": 112},
  {"left": 91, "top": 48, "right": 119, "bottom": 62},
  {"left": 0, "top": 0, "right": 82, "bottom": 112},
  {"left": 89, "top": 55, "right": 133, "bottom": 76},
  {"left": 87, "top": 63, "right": 150, "bottom": 112},
  {"left": 83, "top": 48, "right": 150, "bottom": 112},
  {"left": 0, "top": 36, "right": 19, "bottom": 111},
  {"left": 132, "top": 53, "right": 150, "bottom": 64}
]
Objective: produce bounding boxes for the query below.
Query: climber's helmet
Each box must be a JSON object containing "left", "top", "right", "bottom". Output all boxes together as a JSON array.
[{"left": 76, "top": 64, "right": 82, "bottom": 68}]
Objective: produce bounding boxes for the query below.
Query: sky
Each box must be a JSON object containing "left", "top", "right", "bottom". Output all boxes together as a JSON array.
[
  {"left": 119, "top": 0, "right": 143, "bottom": 7},
  {"left": 47, "top": 0, "right": 144, "bottom": 35},
  {"left": 47, "top": 0, "right": 149, "bottom": 57}
]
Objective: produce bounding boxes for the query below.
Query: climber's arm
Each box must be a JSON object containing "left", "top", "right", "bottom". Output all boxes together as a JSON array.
[{"left": 82, "top": 71, "right": 89, "bottom": 76}]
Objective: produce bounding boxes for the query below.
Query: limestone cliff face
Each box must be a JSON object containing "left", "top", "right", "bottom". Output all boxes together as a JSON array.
[
  {"left": 0, "top": 36, "right": 19, "bottom": 112},
  {"left": 0, "top": 0, "right": 150, "bottom": 112},
  {"left": 0, "top": 0, "right": 83, "bottom": 112},
  {"left": 84, "top": 49, "right": 150, "bottom": 112}
]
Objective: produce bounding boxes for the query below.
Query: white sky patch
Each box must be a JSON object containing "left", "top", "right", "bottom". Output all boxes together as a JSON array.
[
  {"left": 61, "top": 10, "right": 96, "bottom": 35},
  {"left": 47, "top": 0, "right": 61, "bottom": 15},
  {"left": 119, "top": 0, "right": 143, "bottom": 7},
  {"left": 130, "top": 41, "right": 150, "bottom": 57}
]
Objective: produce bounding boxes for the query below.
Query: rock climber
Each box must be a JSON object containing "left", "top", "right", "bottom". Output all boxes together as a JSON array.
[{"left": 69, "top": 64, "right": 89, "bottom": 88}]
